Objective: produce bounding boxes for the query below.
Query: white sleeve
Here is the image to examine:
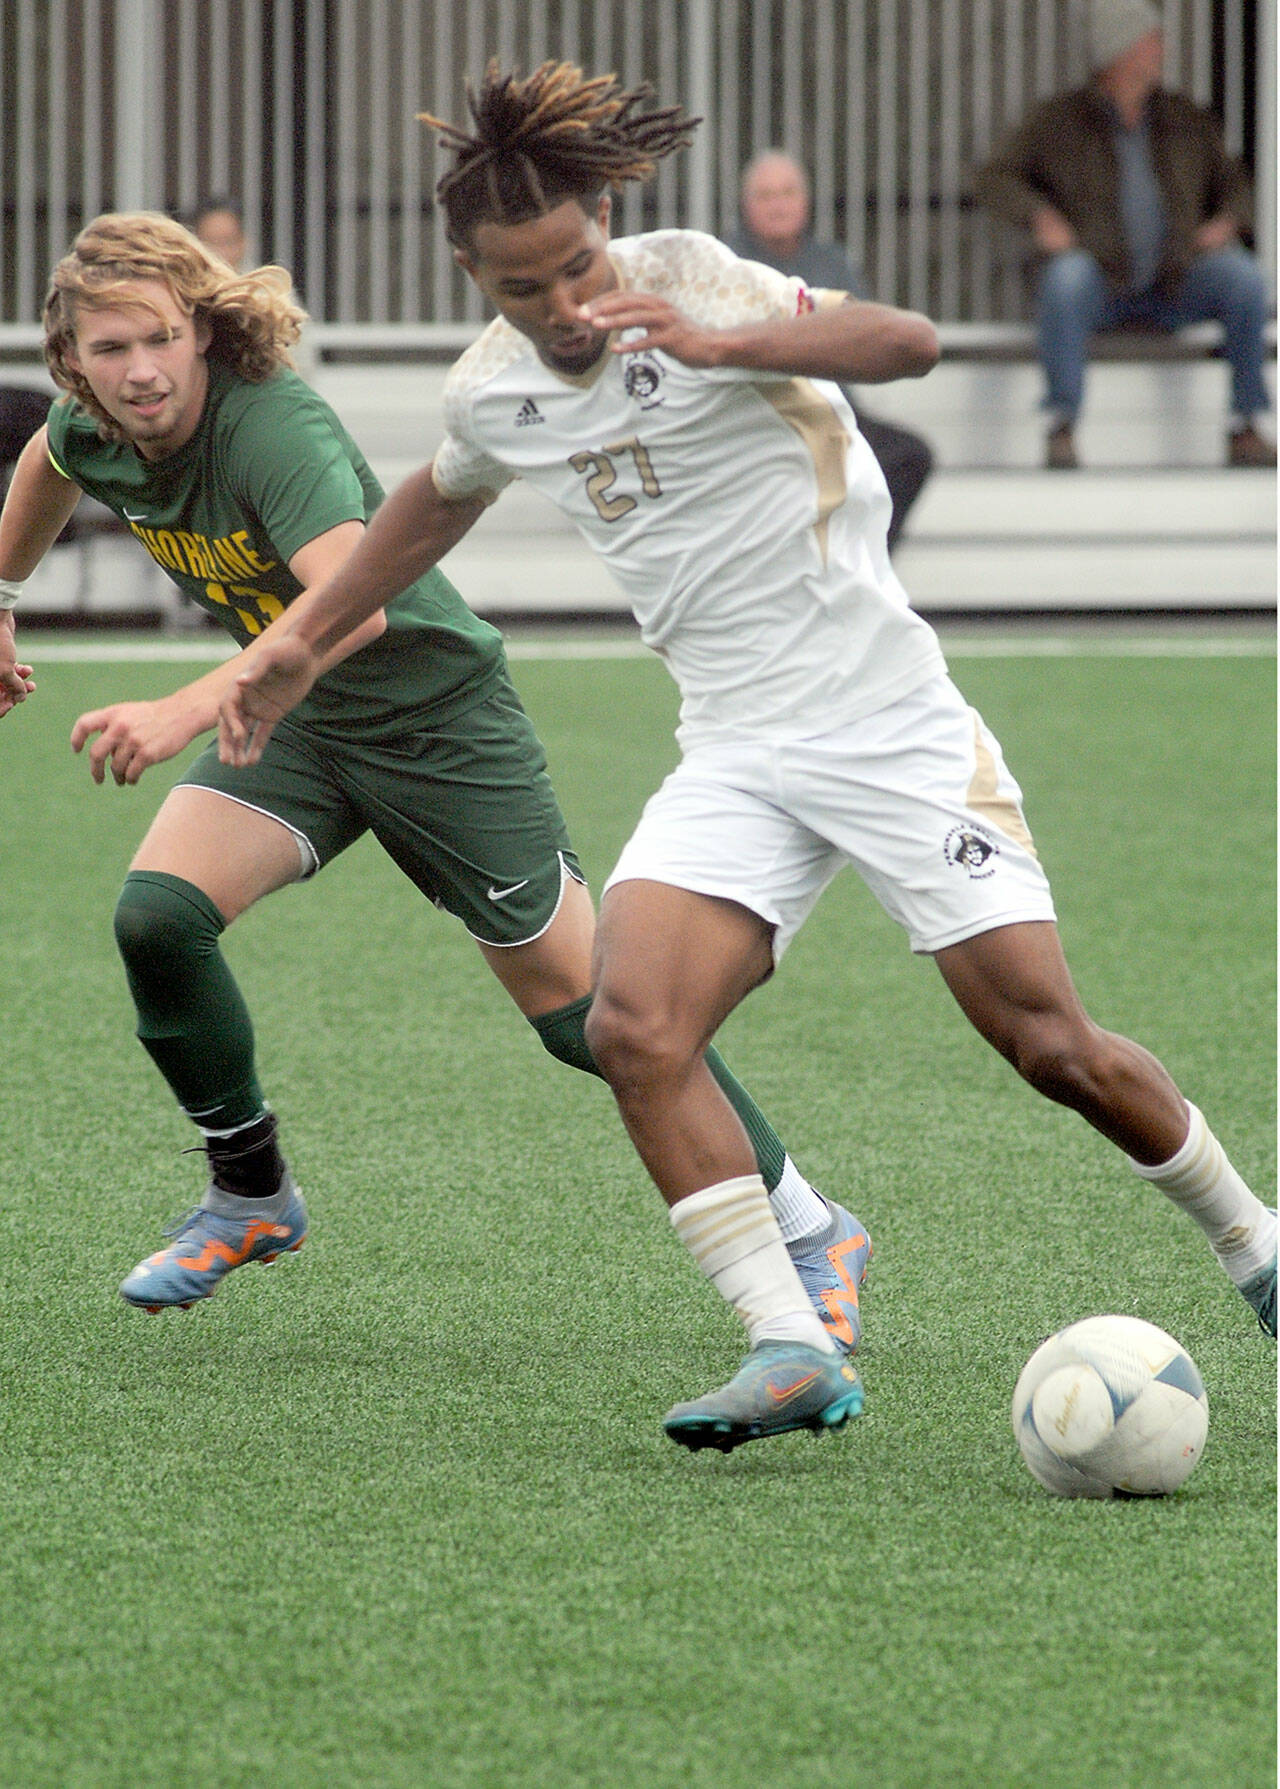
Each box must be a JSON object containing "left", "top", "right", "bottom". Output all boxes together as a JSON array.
[
  {"left": 615, "top": 231, "right": 840, "bottom": 384},
  {"left": 431, "top": 374, "right": 516, "bottom": 503},
  {"left": 624, "top": 230, "right": 829, "bottom": 330}
]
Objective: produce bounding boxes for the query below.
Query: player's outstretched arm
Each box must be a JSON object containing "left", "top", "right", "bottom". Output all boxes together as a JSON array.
[
  {"left": 0, "top": 427, "right": 83, "bottom": 715},
  {"left": 582, "top": 290, "right": 939, "bottom": 386},
  {"left": 219, "top": 466, "right": 486, "bottom": 766},
  {"left": 68, "top": 520, "right": 386, "bottom": 787}
]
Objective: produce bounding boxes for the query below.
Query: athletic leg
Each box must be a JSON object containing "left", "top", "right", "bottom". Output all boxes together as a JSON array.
[
  {"left": 116, "top": 786, "right": 311, "bottom": 1309},
  {"left": 583, "top": 877, "right": 862, "bottom": 1447},
  {"left": 585, "top": 879, "right": 777, "bottom": 1199},
  {"left": 483, "top": 871, "right": 834, "bottom": 1242},
  {"left": 935, "top": 919, "right": 1275, "bottom": 1331}
]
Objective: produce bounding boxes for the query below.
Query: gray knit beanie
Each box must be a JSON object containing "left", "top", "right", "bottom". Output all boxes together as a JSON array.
[{"left": 1088, "top": 0, "right": 1163, "bottom": 69}]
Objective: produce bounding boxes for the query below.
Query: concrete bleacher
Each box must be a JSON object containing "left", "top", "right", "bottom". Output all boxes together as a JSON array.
[{"left": 11, "top": 331, "right": 1277, "bottom": 622}]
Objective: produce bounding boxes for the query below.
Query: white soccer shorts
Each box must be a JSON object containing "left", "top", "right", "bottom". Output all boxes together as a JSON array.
[{"left": 603, "top": 673, "right": 1057, "bottom": 960}]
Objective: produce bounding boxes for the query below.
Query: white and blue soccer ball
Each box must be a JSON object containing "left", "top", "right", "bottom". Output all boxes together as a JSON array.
[{"left": 1012, "top": 1314, "right": 1208, "bottom": 1498}]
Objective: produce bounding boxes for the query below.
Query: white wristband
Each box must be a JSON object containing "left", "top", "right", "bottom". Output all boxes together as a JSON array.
[{"left": 0, "top": 577, "right": 24, "bottom": 611}]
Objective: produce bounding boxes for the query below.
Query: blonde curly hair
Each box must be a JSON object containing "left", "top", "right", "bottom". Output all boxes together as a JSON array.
[{"left": 43, "top": 212, "right": 306, "bottom": 438}]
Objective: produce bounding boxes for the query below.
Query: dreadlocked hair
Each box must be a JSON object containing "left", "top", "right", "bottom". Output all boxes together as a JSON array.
[
  {"left": 420, "top": 60, "right": 701, "bottom": 246},
  {"left": 44, "top": 212, "right": 305, "bottom": 439}
]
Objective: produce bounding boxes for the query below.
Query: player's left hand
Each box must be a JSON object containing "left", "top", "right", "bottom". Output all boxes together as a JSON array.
[
  {"left": 71, "top": 698, "right": 197, "bottom": 786},
  {"left": 579, "top": 292, "right": 725, "bottom": 367},
  {"left": 218, "top": 634, "right": 318, "bottom": 767}
]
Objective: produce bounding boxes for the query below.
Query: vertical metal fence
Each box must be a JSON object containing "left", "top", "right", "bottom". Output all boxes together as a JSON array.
[{"left": 1, "top": 0, "right": 1272, "bottom": 339}]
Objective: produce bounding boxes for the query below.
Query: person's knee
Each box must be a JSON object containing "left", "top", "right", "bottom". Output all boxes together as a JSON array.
[
  {"left": 1039, "top": 249, "right": 1104, "bottom": 314},
  {"left": 1006, "top": 1012, "right": 1127, "bottom": 1107},
  {"left": 113, "top": 870, "right": 225, "bottom": 983},
  {"left": 1210, "top": 245, "right": 1270, "bottom": 319},
  {"left": 583, "top": 987, "right": 692, "bottom": 1096}
]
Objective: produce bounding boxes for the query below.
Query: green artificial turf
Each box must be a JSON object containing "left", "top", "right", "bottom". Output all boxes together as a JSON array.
[{"left": 2, "top": 643, "right": 1274, "bottom": 1788}]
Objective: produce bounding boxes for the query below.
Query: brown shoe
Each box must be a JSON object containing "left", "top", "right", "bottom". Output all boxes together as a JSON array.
[
  {"left": 1045, "top": 423, "right": 1079, "bottom": 470},
  {"left": 1227, "top": 425, "right": 1277, "bottom": 467}
]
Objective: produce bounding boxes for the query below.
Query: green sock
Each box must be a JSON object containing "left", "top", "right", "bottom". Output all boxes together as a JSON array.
[
  {"left": 531, "top": 994, "right": 787, "bottom": 1191},
  {"left": 113, "top": 870, "right": 266, "bottom": 1130}
]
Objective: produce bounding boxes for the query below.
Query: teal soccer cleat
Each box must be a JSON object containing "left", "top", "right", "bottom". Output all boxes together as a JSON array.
[
  {"left": 120, "top": 1176, "right": 308, "bottom": 1312},
  {"left": 662, "top": 1341, "right": 864, "bottom": 1453},
  {"left": 788, "top": 1201, "right": 871, "bottom": 1354},
  {"left": 1239, "top": 1224, "right": 1277, "bottom": 1339}
]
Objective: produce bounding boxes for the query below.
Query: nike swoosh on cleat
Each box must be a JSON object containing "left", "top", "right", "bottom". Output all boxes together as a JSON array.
[
  {"left": 766, "top": 1369, "right": 825, "bottom": 1405},
  {"left": 487, "top": 879, "right": 531, "bottom": 902}
]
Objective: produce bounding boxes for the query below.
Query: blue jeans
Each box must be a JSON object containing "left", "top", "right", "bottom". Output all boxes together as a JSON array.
[{"left": 1037, "top": 245, "right": 1273, "bottom": 422}]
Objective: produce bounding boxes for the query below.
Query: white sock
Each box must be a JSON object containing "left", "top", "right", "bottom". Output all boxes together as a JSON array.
[
  {"left": 1129, "top": 1104, "right": 1276, "bottom": 1285},
  {"left": 670, "top": 1175, "right": 835, "bottom": 1352},
  {"left": 768, "top": 1155, "right": 831, "bottom": 1246}
]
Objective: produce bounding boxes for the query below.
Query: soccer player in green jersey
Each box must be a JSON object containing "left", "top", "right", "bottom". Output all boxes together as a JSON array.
[{"left": 0, "top": 212, "right": 869, "bottom": 1367}]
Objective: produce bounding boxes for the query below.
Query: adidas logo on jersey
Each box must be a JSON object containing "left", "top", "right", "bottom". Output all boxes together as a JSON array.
[{"left": 514, "top": 398, "right": 545, "bottom": 427}]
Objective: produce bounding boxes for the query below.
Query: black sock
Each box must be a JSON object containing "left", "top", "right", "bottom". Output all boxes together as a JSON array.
[{"left": 205, "top": 1113, "right": 286, "bottom": 1199}]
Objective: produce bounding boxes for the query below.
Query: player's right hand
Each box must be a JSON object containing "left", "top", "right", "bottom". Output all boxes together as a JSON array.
[
  {"left": 0, "top": 615, "right": 35, "bottom": 716},
  {"left": 0, "top": 656, "right": 36, "bottom": 716},
  {"left": 218, "top": 635, "right": 319, "bottom": 766}
]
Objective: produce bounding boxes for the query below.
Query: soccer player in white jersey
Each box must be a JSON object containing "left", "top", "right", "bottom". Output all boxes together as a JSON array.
[{"left": 219, "top": 62, "right": 1276, "bottom": 1452}]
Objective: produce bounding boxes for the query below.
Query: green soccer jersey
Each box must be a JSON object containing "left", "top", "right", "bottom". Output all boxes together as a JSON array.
[{"left": 45, "top": 359, "right": 504, "bottom": 733}]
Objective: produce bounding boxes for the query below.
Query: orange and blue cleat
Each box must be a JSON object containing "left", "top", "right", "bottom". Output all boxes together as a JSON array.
[
  {"left": 662, "top": 1341, "right": 863, "bottom": 1453},
  {"left": 120, "top": 1176, "right": 308, "bottom": 1312},
  {"left": 789, "top": 1200, "right": 871, "bottom": 1354}
]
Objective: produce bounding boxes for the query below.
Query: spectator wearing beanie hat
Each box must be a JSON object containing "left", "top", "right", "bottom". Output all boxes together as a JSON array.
[{"left": 975, "top": 1, "right": 1274, "bottom": 469}]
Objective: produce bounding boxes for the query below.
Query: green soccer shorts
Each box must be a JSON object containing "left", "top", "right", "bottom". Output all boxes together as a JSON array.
[{"left": 178, "top": 671, "right": 585, "bottom": 947}]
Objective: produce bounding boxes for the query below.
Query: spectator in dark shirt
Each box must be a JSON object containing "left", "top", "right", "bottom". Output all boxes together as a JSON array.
[
  {"left": 727, "top": 150, "right": 934, "bottom": 550},
  {"left": 975, "top": 0, "right": 1274, "bottom": 469}
]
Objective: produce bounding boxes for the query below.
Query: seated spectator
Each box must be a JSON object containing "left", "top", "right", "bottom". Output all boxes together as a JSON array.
[
  {"left": 190, "top": 197, "right": 250, "bottom": 272},
  {"left": 726, "top": 150, "right": 934, "bottom": 551},
  {"left": 975, "top": 0, "right": 1275, "bottom": 469},
  {"left": 189, "top": 197, "right": 318, "bottom": 382}
]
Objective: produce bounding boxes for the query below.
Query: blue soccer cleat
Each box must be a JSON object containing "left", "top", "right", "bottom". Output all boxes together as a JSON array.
[
  {"left": 788, "top": 1200, "right": 871, "bottom": 1354},
  {"left": 120, "top": 1176, "right": 308, "bottom": 1312},
  {"left": 1238, "top": 1218, "right": 1277, "bottom": 1339},
  {"left": 662, "top": 1341, "right": 864, "bottom": 1453}
]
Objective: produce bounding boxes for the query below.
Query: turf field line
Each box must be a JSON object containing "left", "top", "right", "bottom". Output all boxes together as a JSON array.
[{"left": 23, "top": 628, "right": 1276, "bottom": 663}]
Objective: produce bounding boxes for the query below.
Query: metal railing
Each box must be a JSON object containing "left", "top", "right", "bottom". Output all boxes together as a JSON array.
[{"left": 1, "top": 0, "right": 1272, "bottom": 343}]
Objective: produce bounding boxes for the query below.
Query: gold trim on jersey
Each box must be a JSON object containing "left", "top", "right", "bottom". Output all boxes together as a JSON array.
[
  {"left": 544, "top": 332, "right": 621, "bottom": 389},
  {"left": 967, "top": 718, "right": 1039, "bottom": 858},
  {"left": 757, "top": 378, "right": 850, "bottom": 566}
]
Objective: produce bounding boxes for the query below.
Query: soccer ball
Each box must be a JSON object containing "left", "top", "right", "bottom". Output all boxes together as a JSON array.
[{"left": 1011, "top": 1314, "right": 1208, "bottom": 1498}]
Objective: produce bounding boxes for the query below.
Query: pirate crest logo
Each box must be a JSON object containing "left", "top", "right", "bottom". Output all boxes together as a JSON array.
[
  {"left": 943, "top": 823, "right": 1000, "bottom": 879},
  {"left": 624, "top": 354, "right": 665, "bottom": 408}
]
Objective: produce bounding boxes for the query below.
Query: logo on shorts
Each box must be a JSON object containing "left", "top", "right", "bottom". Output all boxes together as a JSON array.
[
  {"left": 623, "top": 354, "right": 665, "bottom": 408},
  {"left": 487, "top": 878, "right": 530, "bottom": 902},
  {"left": 943, "top": 823, "right": 1000, "bottom": 878}
]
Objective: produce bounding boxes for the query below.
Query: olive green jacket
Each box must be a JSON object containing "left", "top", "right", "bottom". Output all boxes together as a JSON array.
[{"left": 974, "top": 85, "right": 1253, "bottom": 294}]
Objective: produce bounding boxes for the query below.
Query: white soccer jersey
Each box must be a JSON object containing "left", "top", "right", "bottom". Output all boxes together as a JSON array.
[{"left": 433, "top": 229, "right": 945, "bottom": 742}]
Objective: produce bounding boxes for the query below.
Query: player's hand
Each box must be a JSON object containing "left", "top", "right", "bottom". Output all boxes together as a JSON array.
[
  {"left": 579, "top": 292, "right": 724, "bottom": 367},
  {"left": 70, "top": 697, "right": 197, "bottom": 786},
  {"left": 0, "top": 617, "right": 35, "bottom": 716},
  {"left": 218, "top": 634, "right": 318, "bottom": 767}
]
